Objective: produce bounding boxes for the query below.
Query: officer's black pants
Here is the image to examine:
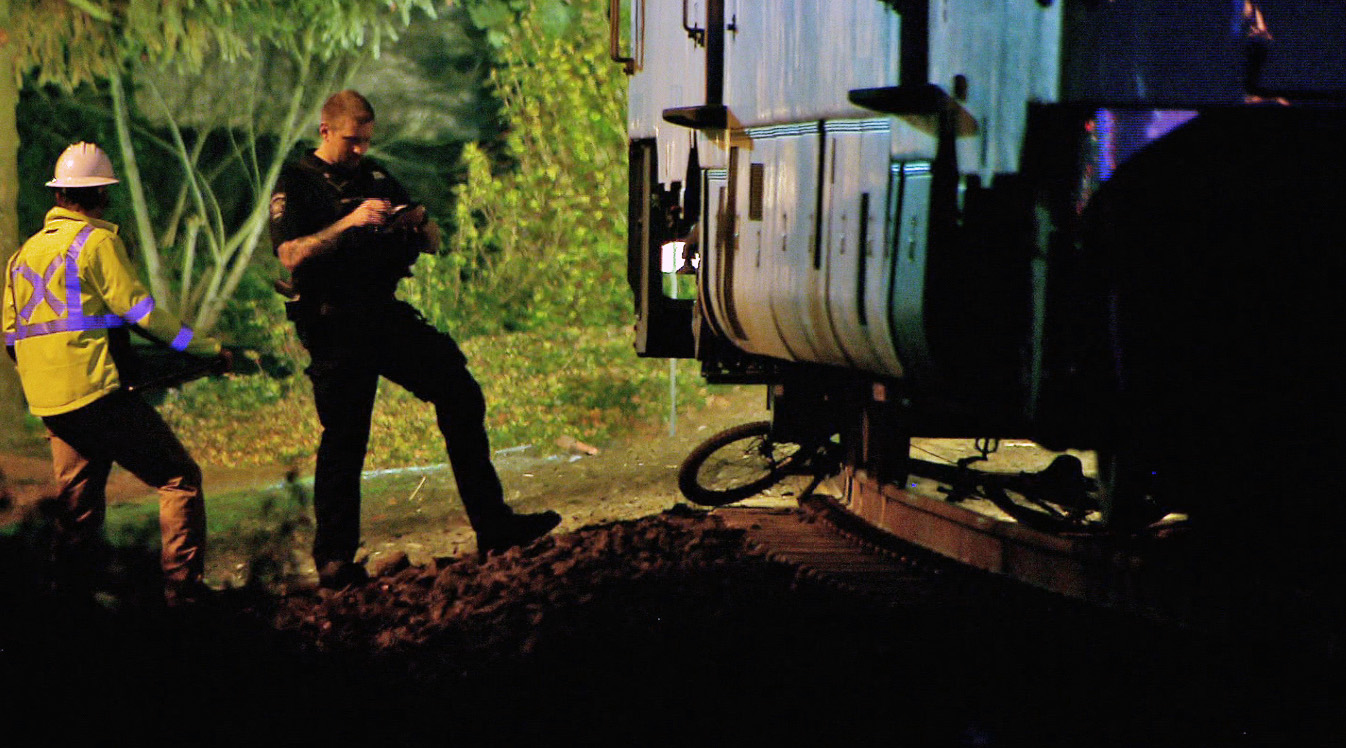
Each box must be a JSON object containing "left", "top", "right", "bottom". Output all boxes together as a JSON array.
[{"left": 294, "top": 299, "right": 508, "bottom": 566}]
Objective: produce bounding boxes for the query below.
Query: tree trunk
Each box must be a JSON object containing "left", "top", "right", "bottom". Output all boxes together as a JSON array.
[{"left": 0, "top": 0, "right": 34, "bottom": 447}]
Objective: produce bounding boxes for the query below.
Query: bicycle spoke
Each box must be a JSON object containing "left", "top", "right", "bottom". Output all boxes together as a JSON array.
[{"left": 678, "top": 422, "right": 804, "bottom": 506}]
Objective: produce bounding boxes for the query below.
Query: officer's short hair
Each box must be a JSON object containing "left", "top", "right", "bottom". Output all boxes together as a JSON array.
[{"left": 322, "top": 90, "right": 375, "bottom": 126}]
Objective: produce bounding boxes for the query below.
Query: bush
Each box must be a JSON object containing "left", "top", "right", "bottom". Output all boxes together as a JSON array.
[{"left": 401, "top": 0, "right": 629, "bottom": 338}]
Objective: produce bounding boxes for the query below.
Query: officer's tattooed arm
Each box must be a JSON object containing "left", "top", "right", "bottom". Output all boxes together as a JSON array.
[{"left": 276, "top": 198, "right": 391, "bottom": 272}]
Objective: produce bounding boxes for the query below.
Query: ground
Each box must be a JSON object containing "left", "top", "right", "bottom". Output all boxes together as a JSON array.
[
  {"left": 353, "top": 384, "right": 773, "bottom": 566},
  {"left": 3, "top": 387, "right": 1344, "bottom": 746},
  {"left": 0, "top": 382, "right": 1100, "bottom": 586},
  {"left": 0, "top": 384, "right": 774, "bottom": 585}
]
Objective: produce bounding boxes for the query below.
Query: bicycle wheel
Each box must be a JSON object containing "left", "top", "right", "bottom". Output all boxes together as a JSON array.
[{"left": 678, "top": 421, "right": 803, "bottom": 506}]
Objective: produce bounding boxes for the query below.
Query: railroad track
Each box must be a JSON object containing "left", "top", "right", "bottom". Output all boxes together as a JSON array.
[
  {"left": 714, "top": 481, "right": 1345, "bottom": 666},
  {"left": 713, "top": 493, "right": 1022, "bottom": 609}
]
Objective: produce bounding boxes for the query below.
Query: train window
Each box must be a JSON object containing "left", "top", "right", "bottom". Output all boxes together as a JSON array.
[
  {"left": 661, "top": 241, "right": 685, "bottom": 274},
  {"left": 660, "top": 240, "right": 698, "bottom": 300},
  {"left": 748, "top": 163, "right": 765, "bottom": 221}
]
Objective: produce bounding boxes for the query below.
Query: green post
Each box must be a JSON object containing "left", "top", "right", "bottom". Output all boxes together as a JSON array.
[{"left": 668, "top": 359, "right": 677, "bottom": 436}]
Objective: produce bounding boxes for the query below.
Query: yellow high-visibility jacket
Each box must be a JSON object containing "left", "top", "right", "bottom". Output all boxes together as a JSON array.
[{"left": 3, "top": 207, "right": 220, "bottom": 416}]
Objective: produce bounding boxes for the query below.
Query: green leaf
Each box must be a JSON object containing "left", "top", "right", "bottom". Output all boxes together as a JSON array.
[
  {"left": 534, "top": 0, "right": 574, "bottom": 37},
  {"left": 467, "top": 0, "right": 513, "bottom": 30}
]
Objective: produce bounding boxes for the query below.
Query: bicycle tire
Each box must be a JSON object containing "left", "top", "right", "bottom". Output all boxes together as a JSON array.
[{"left": 678, "top": 421, "right": 802, "bottom": 506}]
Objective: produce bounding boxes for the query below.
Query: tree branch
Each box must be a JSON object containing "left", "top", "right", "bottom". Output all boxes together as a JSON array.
[{"left": 109, "top": 69, "right": 173, "bottom": 306}]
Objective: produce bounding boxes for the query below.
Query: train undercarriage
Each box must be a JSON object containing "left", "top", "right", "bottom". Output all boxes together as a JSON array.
[{"left": 616, "top": 0, "right": 1346, "bottom": 630}]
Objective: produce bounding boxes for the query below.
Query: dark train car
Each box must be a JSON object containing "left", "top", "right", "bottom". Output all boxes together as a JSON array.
[{"left": 611, "top": 0, "right": 1346, "bottom": 606}]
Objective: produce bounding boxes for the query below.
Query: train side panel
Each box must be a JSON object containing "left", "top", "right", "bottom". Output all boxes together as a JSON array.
[
  {"left": 625, "top": 1, "right": 1064, "bottom": 392},
  {"left": 927, "top": 0, "right": 1062, "bottom": 178},
  {"left": 720, "top": 0, "right": 901, "bottom": 127},
  {"left": 621, "top": 0, "right": 1346, "bottom": 464}
]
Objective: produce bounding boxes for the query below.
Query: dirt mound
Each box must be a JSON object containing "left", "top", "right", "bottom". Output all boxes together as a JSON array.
[
  {"left": 268, "top": 506, "right": 757, "bottom": 659},
  {"left": 5, "top": 503, "right": 1342, "bottom": 745},
  {"left": 1, "top": 507, "right": 918, "bottom": 743}
]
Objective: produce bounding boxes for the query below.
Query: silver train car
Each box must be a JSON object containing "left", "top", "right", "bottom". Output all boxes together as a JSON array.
[{"left": 612, "top": 1, "right": 1346, "bottom": 551}]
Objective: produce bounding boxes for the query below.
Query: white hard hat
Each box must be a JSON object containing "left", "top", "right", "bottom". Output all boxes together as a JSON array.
[{"left": 46, "top": 142, "right": 119, "bottom": 188}]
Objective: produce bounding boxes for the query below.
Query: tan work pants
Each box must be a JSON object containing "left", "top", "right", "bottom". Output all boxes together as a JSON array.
[{"left": 43, "top": 389, "right": 206, "bottom": 584}]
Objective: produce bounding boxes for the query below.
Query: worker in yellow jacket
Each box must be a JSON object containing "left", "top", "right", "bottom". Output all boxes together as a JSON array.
[{"left": 2, "top": 142, "right": 230, "bottom": 604}]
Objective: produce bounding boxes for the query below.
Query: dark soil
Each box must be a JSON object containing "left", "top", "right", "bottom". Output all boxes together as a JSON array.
[
  {"left": 2, "top": 389, "right": 1343, "bottom": 746},
  {"left": 3, "top": 507, "right": 1342, "bottom": 747}
]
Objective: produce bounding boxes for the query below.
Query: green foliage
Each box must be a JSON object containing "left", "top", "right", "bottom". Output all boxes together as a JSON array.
[
  {"left": 15, "top": 78, "right": 316, "bottom": 351},
  {"left": 403, "top": 0, "right": 629, "bottom": 338},
  {"left": 105, "top": 468, "right": 312, "bottom": 588},
  {"left": 7, "top": 1, "right": 119, "bottom": 88},
  {"left": 8, "top": 0, "right": 438, "bottom": 88},
  {"left": 159, "top": 364, "right": 318, "bottom": 467},
  {"left": 464, "top": 0, "right": 575, "bottom": 46},
  {"left": 158, "top": 325, "right": 710, "bottom": 470},
  {"left": 12, "top": 0, "right": 628, "bottom": 343},
  {"left": 9, "top": 1, "right": 441, "bottom": 337}
]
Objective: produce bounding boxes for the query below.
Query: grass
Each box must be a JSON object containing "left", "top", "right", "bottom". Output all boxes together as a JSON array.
[
  {"left": 157, "top": 324, "right": 712, "bottom": 471},
  {"left": 96, "top": 471, "right": 316, "bottom": 587},
  {"left": 6, "top": 324, "right": 721, "bottom": 587}
]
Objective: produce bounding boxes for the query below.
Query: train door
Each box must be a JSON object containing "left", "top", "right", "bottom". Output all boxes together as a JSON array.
[
  {"left": 820, "top": 120, "right": 904, "bottom": 379},
  {"left": 700, "top": 165, "right": 737, "bottom": 344},
  {"left": 888, "top": 160, "right": 937, "bottom": 385},
  {"left": 628, "top": 139, "right": 695, "bottom": 358},
  {"left": 618, "top": 0, "right": 717, "bottom": 358},
  {"left": 764, "top": 127, "right": 832, "bottom": 365},
  {"left": 725, "top": 139, "right": 792, "bottom": 361},
  {"left": 761, "top": 130, "right": 815, "bottom": 363}
]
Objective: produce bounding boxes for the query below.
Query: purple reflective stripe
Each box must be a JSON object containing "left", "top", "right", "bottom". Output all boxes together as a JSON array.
[
  {"left": 123, "top": 296, "right": 155, "bottom": 324},
  {"left": 170, "top": 327, "right": 194, "bottom": 352},
  {"left": 11, "top": 314, "right": 125, "bottom": 341},
  {"left": 7, "top": 224, "right": 138, "bottom": 344},
  {"left": 15, "top": 264, "right": 61, "bottom": 320},
  {"left": 64, "top": 226, "right": 94, "bottom": 316},
  {"left": 13, "top": 266, "right": 38, "bottom": 318}
]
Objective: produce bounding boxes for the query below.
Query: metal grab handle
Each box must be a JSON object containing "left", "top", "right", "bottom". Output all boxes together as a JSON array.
[
  {"left": 683, "top": 0, "right": 705, "bottom": 45},
  {"left": 608, "top": 0, "right": 635, "bottom": 74}
]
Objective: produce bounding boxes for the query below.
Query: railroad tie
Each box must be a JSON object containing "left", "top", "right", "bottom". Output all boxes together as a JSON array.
[{"left": 715, "top": 506, "right": 938, "bottom": 603}]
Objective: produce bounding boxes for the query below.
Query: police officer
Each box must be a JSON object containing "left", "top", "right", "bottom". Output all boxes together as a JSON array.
[
  {"left": 2, "top": 142, "right": 229, "bottom": 604},
  {"left": 270, "top": 90, "right": 559, "bottom": 587}
]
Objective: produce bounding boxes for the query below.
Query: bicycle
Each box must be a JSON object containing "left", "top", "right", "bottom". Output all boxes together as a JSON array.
[
  {"left": 679, "top": 422, "right": 1166, "bottom": 533},
  {"left": 677, "top": 421, "right": 841, "bottom": 506}
]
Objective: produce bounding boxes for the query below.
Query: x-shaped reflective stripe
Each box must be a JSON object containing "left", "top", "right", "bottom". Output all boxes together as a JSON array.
[
  {"left": 5, "top": 225, "right": 185, "bottom": 349},
  {"left": 10, "top": 225, "right": 93, "bottom": 325},
  {"left": 6, "top": 225, "right": 129, "bottom": 345},
  {"left": 14, "top": 260, "right": 65, "bottom": 320}
]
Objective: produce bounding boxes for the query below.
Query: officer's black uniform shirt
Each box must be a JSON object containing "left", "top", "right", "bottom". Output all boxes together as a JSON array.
[{"left": 269, "top": 150, "right": 417, "bottom": 306}]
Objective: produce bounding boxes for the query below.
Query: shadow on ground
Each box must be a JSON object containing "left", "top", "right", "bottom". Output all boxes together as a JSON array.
[{"left": 3, "top": 502, "right": 1344, "bottom": 747}]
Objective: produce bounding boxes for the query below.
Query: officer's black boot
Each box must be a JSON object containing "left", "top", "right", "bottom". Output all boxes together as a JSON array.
[{"left": 476, "top": 510, "right": 562, "bottom": 560}]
